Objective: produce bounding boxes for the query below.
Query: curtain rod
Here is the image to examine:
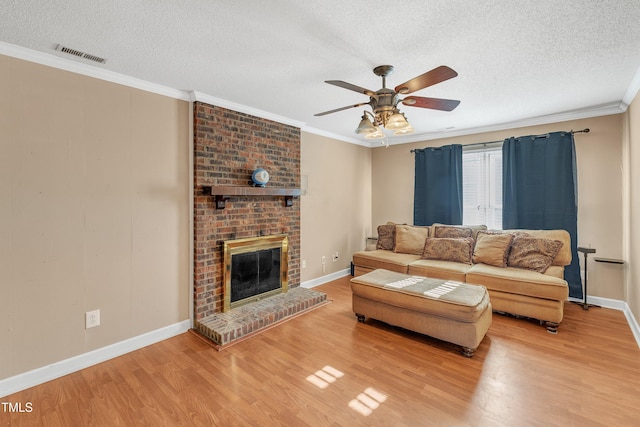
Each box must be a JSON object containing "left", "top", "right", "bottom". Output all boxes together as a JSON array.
[{"left": 410, "top": 128, "right": 590, "bottom": 153}]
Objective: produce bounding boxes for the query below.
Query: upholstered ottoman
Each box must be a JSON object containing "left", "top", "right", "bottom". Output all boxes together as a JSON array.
[{"left": 350, "top": 269, "right": 492, "bottom": 357}]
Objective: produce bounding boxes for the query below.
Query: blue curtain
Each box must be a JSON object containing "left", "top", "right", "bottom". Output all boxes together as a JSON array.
[
  {"left": 502, "top": 132, "right": 582, "bottom": 298},
  {"left": 413, "top": 144, "right": 463, "bottom": 226}
]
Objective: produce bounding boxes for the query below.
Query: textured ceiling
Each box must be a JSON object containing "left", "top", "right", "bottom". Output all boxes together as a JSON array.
[{"left": 3, "top": 0, "right": 640, "bottom": 145}]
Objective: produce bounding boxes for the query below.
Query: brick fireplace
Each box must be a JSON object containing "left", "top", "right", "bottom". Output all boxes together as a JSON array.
[{"left": 193, "top": 101, "right": 301, "bottom": 322}]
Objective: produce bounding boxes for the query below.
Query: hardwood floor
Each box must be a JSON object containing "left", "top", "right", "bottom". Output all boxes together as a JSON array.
[{"left": 3, "top": 276, "right": 639, "bottom": 426}]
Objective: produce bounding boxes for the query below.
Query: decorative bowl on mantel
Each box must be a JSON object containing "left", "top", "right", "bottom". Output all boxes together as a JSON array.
[{"left": 251, "top": 168, "right": 270, "bottom": 187}]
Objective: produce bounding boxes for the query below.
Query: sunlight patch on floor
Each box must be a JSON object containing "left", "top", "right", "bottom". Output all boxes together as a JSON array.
[
  {"left": 349, "top": 387, "right": 388, "bottom": 416},
  {"left": 306, "top": 366, "right": 387, "bottom": 416},
  {"left": 306, "top": 365, "right": 345, "bottom": 389}
]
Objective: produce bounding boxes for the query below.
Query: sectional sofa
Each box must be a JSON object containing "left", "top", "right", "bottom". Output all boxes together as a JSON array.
[{"left": 351, "top": 223, "right": 572, "bottom": 333}]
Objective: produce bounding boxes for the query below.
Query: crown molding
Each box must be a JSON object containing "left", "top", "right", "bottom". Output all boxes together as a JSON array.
[
  {"left": 300, "top": 125, "right": 371, "bottom": 147},
  {"left": 306, "top": 99, "right": 628, "bottom": 148},
  {"left": 0, "top": 41, "right": 190, "bottom": 101},
  {"left": 190, "top": 91, "right": 306, "bottom": 129},
  {"left": 2, "top": 41, "right": 635, "bottom": 147},
  {"left": 622, "top": 63, "right": 640, "bottom": 107},
  {"left": 379, "top": 101, "right": 627, "bottom": 146}
]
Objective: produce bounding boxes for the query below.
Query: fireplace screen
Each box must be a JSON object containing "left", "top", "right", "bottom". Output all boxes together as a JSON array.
[{"left": 223, "top": 234, "right": 289, "bottom": 312}]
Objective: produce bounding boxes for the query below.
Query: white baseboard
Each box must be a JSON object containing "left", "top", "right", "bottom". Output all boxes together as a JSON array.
[
  {"left": 568, "top": 295, "right": 640, "bottom": 348},
  {"left": 622, "top": 304, "right": 640, "bottom": 348},
  {"left": 0, "top": 320, "right": 191, "bottom": 398},
  {"left": 301, "top": 269, "right": 350, "bottom": 289},
  {"left": 3, "top": 291, "right": 637, "bottom": 399},
  {"left": 303, "top": 277, "right": 640, "bottom": 348}
]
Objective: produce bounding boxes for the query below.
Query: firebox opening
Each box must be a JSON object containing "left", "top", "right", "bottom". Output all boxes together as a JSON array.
[
  {"left": 231, "top": 248, "right": 281, "bottom": 302},
  {"left": 223, "top": 234, "right": 289, "bottom": 312}
]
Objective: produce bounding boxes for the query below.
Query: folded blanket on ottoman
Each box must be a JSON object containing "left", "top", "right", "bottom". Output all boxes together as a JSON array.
[{"left": 350, "top": 269, "right": 492, "bottom": 356}]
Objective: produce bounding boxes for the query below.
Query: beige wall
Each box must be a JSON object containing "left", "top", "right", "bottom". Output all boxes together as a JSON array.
[
  {"left": 0, "top": 56, "right": 190, "bottom": 380},
  {"left": 626, "top": 92, "right": 640, "bottom": 325},
  {"left": 300, "top": 133, "right": 371, "bottom": 282},
  {"left": 1, "top": 51, "right": 636, "bottom": 382},
  {"left": 371, "top": 115, "right": 625, "bottom": 300}
]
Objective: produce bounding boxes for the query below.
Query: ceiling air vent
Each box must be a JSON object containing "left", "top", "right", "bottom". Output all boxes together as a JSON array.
[{"left": 55, "top": 44, "right": 107, "bottom": 64}]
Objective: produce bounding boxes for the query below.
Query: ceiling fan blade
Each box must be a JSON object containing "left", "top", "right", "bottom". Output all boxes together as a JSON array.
[
  {"left": 402, "top": 96, "right": 460, "bottom": 111},
  {"left": 394, "top": 66, "right": 458, "bottom": 94},
  {"left": 314, "top": 102, "right": 369, "bottom": 117},
  {"left": 325, "top": 80, "right": 376, "bottom": 97}
]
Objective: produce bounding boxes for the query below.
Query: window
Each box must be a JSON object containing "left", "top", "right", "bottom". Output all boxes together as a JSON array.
[{"left": 462, "top": 144, "right": 503, "bottom": 229}]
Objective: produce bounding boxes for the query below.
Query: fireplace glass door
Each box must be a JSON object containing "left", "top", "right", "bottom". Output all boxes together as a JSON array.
[{"left": 223, "top": 234, "right": 289, "bottom": 311}]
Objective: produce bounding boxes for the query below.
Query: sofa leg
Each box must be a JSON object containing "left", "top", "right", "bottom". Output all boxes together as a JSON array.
[
  {"left": 355, "top": 313, "right": 366, "bottom": 323},
  {"left": 461, "top": 346, "right": 476, "bottom": 358},
  {"left": 545, "top": 321, "right": 559, "bottom": 334}
]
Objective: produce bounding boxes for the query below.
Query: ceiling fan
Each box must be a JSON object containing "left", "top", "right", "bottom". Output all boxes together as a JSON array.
[{"left": 315, "top": 65, "right": 460, "bottom": 138}]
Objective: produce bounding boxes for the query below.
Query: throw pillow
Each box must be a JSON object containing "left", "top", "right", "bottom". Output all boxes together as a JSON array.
[
  {"left": 433, "top": 225, "right": 473, "bottom": 239},
  {"left": 394, "top": 225, "right": 430, "bottom": 255},
  {"left": 472, "top": 232, "right": 514, "bottom": 267},
  {"left": 507, "top": 236, "right": 564, "bottom": 273},
  {"left": 421, "top": 237, "right": 474, "bottom": 264},
  {"left": 376, "top": 224, "right": 396, "bottom": 250}
]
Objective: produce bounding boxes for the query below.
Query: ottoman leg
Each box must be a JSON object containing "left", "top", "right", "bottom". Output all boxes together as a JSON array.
[{"left": 355, "top": 313, "right": 366, "bottom": 323}]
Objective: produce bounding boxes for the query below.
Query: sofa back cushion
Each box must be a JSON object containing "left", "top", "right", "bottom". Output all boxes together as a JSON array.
[
  {"left": 433, "top": 225, "right": 472, "bottom": 239},
  {"left": 503, "top": 229, "right": 571, "bottom": 266},
  {"left": 472, "top": 232, "right": 514, "bottom": 267},
  {"left": 421, "top": 237, "right": 474, "bottom": 264},
  {"left": 376, "top": 223, "right": 396, "bottom": 250},
  {"left": 507, "top": 235, "right": 564, "bottom": 273},
  {"left": 432, "top": 223, "right": 488, "bottom": 240},
  {"left": 394, "top": 224, "right": 430, "bottom": 255}
]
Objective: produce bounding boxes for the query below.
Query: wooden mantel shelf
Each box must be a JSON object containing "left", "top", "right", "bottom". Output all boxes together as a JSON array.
[{"left": 202, "top": 186, "right": 302, "bottom": 209}]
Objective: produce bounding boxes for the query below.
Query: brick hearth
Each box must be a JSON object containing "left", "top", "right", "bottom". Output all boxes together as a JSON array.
[{"left": 195, "top": 287, "right": 328, "bottom": 348}]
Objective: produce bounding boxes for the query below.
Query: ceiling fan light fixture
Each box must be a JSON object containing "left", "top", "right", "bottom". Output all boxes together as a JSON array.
[
  {"left": 364, "top": 126, "right": 385, "bottom": 139},
  {"left": 394, "top": 124, "right": 415, "bottom": 136},
  {"left": 355, "top": 113, "right": 376, "bottom": 134},
  {"left": 316, "top": 64, "right": 459, "bottom": 139},
  {"left": 385, "top": 111, "right": 410, "bottom": 130}
]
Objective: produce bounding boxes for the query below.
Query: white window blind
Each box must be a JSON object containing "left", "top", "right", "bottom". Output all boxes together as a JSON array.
[{"left": 462, "top": 145, "right": 503, "bottom": 230}]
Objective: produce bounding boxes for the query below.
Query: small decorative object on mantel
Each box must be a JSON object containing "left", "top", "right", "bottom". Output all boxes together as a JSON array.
[{"left": 251, "top": 167, "right": 270, "bottom": 187}]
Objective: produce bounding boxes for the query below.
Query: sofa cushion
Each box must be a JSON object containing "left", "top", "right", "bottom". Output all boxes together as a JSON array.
[
  {"left": 472, "top": 232, "right": 514, "bottom": 267},
  {"left": 394, "top": 224, "right": 430, "bottom": 255},
  {"left": 408, "top": 259, "right": 472, "bottom": 282},
  {"left": 503, "top": 229, "right": 571, "bottom": 266},
  {"left": 433, "top": 225, "right": 473, "bottom": 239},
  {"left": 376, "top": 223, "right": 396, "bottom": 250},
  {"left": 466, "top": 263, "right": 568, "bottom": 301},
  {"left": 422, "top": 237, "right": 473, "bottom": 264},
  {"left": 507, "top": 235, "right": 563, "bottom": 273},
  {"left": 434, "top": 223, "right": 488, "bottom": 240},
  {"left": 544, "top": 265, "right": 566, "bottom": 280},
  {"left": 352, "top": 250, "right": 420, "bottom": 274}
]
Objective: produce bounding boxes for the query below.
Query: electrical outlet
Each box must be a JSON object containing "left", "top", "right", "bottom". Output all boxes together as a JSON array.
[
  {"left": 333, "top": 252, "right": 339, "bottom": 262},
  {"left": 86, "top": 309, "right": 100, "bottom": 329},
  {"left": 302, "top": 259, "right": 307, "bottom": 268},
  {"left": 321, "top": 256, "right": 326, "bottom": 265}
]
